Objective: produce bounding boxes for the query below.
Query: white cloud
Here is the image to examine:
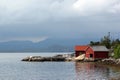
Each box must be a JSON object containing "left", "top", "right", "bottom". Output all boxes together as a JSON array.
[
  {"left": 0, "top": 0, "right": 120, "bottom": 25},
  {"left": 72, "top": 0, "right": 120, "bottom": 15},
  {"left": 109, "top": 2, "right": 120, "bottom": 13}
]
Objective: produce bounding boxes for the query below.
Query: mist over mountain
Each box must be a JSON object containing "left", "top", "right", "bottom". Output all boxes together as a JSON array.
[{"left": 0, "top": 38, "right": 86, "bottom": 52}]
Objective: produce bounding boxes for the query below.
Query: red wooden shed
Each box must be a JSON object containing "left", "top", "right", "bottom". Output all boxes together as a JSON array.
[{"left": 75, "top": 45, "right": 109, "bottom": 60}]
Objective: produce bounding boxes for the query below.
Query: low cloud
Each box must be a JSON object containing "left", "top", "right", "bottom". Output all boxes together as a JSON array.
[{"left": 0, "top": 36, "right": 48, "bottom": 43}]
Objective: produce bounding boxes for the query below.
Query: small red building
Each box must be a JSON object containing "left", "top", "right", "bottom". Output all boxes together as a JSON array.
[{"left": 75, "top": 45, "right": 109, "bottom": 60}]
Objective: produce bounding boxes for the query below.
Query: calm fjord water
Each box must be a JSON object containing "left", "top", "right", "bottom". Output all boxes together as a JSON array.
[{"left": 0, "top": 53, "right": 119, "bottom": 80}]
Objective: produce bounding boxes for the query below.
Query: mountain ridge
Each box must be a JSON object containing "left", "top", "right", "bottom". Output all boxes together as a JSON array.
[{"left": 0, "top": 39, "right": 85, "bottom": 52}]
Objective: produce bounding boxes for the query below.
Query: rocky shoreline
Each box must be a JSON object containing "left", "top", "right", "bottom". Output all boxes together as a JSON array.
[
  {"left": 98, "top": 58, "right": 120, "bottom": 66},
  {"left": 21, "top": 55, "right": 120, "bottom": 67},
  {"left": 22, "top": 56, "right": 73, "bottom": 62}
]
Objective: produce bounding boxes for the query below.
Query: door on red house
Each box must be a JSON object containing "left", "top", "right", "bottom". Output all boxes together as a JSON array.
[{"left": 90, "top": 54, "right": 93, "bottom": 58}]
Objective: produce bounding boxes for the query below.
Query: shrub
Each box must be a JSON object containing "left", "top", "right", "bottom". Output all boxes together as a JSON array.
[{"left": 114, "top": 45, "right": 120, "bottom": 59}]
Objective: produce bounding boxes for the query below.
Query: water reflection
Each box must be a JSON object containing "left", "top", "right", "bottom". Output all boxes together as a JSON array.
[{"left": 75, "top": 62, "right": 110, "bottom": 80}]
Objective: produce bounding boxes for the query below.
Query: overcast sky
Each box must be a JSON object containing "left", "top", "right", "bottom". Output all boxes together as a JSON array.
[{"left": 0, "top": 0, "right": 120, "bottom": 43}]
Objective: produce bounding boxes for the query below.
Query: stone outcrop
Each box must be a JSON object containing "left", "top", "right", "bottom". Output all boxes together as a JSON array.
[
  {"left": 22, "top": 56, "right": 66, "bottom": 62},
  {"left": 100, "top": 58, "right": 120, "bottom": 66}
]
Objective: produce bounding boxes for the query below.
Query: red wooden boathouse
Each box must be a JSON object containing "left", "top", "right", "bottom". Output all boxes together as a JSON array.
[{"left": 75, "top": 45, "right": 109, "bottom": 60}]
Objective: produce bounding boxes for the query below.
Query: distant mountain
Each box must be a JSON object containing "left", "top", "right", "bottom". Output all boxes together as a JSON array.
[{"left": 0, "top": 38, "right": 85, "bottom": 52}]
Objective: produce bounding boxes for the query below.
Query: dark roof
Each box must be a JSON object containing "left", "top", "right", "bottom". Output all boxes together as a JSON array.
[{"left": 91, "top": 46, "right": 109, "bottom": 52}]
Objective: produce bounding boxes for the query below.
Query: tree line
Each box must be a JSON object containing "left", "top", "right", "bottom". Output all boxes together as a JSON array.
[{"left": 89, "top": 33, "right": 120, "bottom": 59}]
